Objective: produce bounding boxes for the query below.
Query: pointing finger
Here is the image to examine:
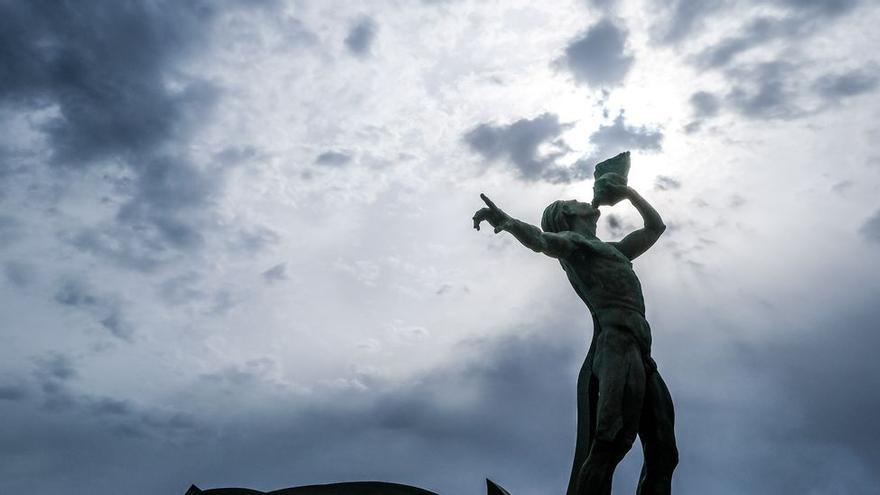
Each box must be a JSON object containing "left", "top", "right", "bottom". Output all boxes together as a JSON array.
[{"left": 480, "top": 193, "right": 498, "bottom": 210}]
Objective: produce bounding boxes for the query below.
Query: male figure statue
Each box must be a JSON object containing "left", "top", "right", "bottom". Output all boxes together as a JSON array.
[{"left": 472, "top": 152, "right": 678, "bottom": 495}]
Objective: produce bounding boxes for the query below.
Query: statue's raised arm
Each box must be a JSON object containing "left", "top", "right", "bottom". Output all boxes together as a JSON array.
[{"left": 604, "top": 184, "right": 667, "bottom": 261}]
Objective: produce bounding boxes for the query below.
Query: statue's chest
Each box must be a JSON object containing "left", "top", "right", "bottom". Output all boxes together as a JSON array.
[{"left": 570, "top": 255, "right": 641, "bottom": 298}]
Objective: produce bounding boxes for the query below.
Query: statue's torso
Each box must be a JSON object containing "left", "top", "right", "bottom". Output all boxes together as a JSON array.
[
  {"left": 562, "top": 235, "right": 653, "bottom": 358},
  {"left": 564, "top": 239, "right": 645, "bottom": 315}
]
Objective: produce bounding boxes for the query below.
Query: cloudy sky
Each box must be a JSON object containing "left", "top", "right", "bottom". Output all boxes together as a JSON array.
[{"left": 1, "top": 0, "right": 879, "bottom": 494}]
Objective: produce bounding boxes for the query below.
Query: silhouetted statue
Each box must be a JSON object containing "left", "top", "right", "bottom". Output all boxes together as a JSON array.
[
  {"left": 472, "top": 151, "right": 678, "bottom": 495},
  {"left": 186, "top": 152, "right": 676, "bottom": 495}
]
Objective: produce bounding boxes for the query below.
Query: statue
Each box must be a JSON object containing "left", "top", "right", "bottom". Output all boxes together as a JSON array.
[
  {"left": 186, "top": 152, "right": 676, "bottom": 495},
  {"left": 472, "top": 151, "right": 678, "bottom": 495}
]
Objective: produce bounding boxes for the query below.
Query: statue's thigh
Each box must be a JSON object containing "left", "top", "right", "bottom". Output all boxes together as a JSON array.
[
  {"left": 592, "top": 329, "right": 646, "bottom": 442},
  {"left": 639, "top": 371, "right": 676, "bottom": 447}
]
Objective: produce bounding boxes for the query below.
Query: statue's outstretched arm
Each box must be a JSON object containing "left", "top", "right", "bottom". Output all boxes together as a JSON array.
[
  {"left": 612, "top": 187, "right": 666, "bottom": 260},
  {"left": 473, "top": 193, "right": 578, "bottom": 259}
]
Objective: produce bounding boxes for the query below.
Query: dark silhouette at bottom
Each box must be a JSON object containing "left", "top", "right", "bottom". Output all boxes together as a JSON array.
[{"left": 186, "top": 479, "right": 510, "bottom": 495}]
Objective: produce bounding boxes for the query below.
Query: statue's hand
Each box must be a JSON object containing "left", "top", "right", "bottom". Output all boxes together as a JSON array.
[
  {"left": 593, "top": 174, "right": 632, "bottom": 206},
  {"left": 605, "top": 183, "right": 631, "bottom": 199},
  {"left": 473, "top": 193, "right": 510, "bottom": 233}
]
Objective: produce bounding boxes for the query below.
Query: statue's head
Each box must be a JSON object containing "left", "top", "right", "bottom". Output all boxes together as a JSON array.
[{"left": 542, "top": 199, "right": 599, "bottom": 236}]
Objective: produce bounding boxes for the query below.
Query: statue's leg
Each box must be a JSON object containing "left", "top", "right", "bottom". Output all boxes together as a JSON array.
[
  {"left": 567, "top": 357, "right": 597, "bottom": 495},
  {"left": 574, "top": 329, "right": 645, "bottom": 495},
  {"left": 635, "top": 371, "right": 678, "bottom": 495}
]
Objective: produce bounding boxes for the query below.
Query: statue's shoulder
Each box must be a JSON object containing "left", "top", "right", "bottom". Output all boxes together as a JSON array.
[
  {"left": 557, "top": 230, "right": 596, "bottom": 245},
  {"left": 555, "top": 231, "right": 597, "bottom": 256},
  {"left": 561, "top": 233, "right": 631, "bottom": 264}
]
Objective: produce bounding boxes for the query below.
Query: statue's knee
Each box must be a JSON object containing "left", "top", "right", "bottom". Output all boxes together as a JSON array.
[
  {"left": 653, "top": 443, "right": 678, "bottom": 473},
  {"left": 667, "top": 445, "right": 679, "bottom": 470},
  {"left": 591, "top": 434, "right": 636, "bottom": 463}
]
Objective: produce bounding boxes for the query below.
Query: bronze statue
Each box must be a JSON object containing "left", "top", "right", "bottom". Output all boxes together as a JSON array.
[
  {"left": 472, "top": 151, "right": 678, "bottom": 495},
  {"left": 186, "top": 152, "right": 676, "bottom": 495}
]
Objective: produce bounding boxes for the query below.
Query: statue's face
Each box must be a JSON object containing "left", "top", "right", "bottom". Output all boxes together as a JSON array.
[
  {"left": 566, "top": 199, "right": 598, "bottom": 216},
  {"left": 565, "top": 200, "right": 599, "bottom": 234}
]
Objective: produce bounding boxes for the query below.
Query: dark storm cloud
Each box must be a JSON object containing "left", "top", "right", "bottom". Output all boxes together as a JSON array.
[
  {"left": 1, "top": 321, "right": 586, "bottom": 495},
  {"left": 575, "top": 112, "right": 663, "bottom": 171},
  {"left": 31, "top": 353, "right": 80, "bottom": 412},
  {"left": 116, "top": 154, "right": 222, "bottom": 250},
  {"left": 228, "top": 225, "right": 282, "bottom": 254},
  {"left": 813, "top": 69, "right": 879, "bottom": 100},
  {"left": 718, "top": 299, "right": 880, "bottom": 493},
  {"left": 693, "top": 0, "right": 864, "bottom": 70},
  {"left": 155, "top": 272, "right": 236, "bottom": 316},
  {"left": 0, "top": 1, "right": 276, "bottom": 269},
  {"left": 0, "top": 1, "right": 215, "bottom": 164},
  {"left": 3, "top": 260, "right": 34, "bottom": 288},
  {"left": 690, "top": 91, "right": 721, "bottom": 119},
  {"left": 68, "top": 226, "right": 170, "bottom": 272},
  {"left": 604, "top": 213, "right": 635, "bottom": 238},
  {"left": 5, "top": 293, "right": 880, "bottom": 494},
  {"left": 561, "top": 18, "right": 634, "bottom": 88},
  {"left": 464, "top": 113, "right": 573, "bottom": 182},
  {"left": 466, "top": 111, "right": 662, "bottom": 183},
  {"left": 159, "top": 272, "right": 206, "bottom": 306},
  {"left": 684, "top": 91, "right": 721, "bottom": 133},
  {"left": 775, "top": 307, "right": 880, "bottom": 465},
  {"left": 780, "top": 0, "right": 862, "bottom": 15},
  {"left": 694, "top": 64, "right": 876, "bottom": 126},
  {"left": 586, "top": 0, "right": 618, "bottom": 10},
  {"left": 200, "top": 357, "right": 281, "bottom": 389},
  {"left": 214, "top": 145, "right": 262, "bottom": 167},
  {"left": 33, "top": 353, "right": 78, "bottom": 382},
  {"left": 0, "top": 396, "right": 199, "bottom": 494},
  {"left": 346, "top": 17, "right": 378, "bottom": 56},
  {"left": 0, "top": 384, "right": 28, "bottom": 401},
  {"left": 831, "top": 180, "right": 854, "bottom": 195},
  {"left": 29, "top": 350, "right": 197, "bottom": 431},
  {"left": 68, "top": 157, "right": 222, "bottom": 270},
  {"left": 54, "top": 277, "right": 133, "bottom": 340},
  {"left": 588, "top": 112, "right": 663, "bottom": 154},
  {"left": 695, "top": 16, "right": 802, "bottom": 69},
  {"left": 654, "top": 176, "right": 682, "bottom": 191},
  {"left": 859, "top": 209, "right": 880, "bottom": 243},
  {"left": 652, "top": 0, "right": 862, "bottom": 45},
  {"left": 650, "top": 0, "right": 727, "bottom": 44},
  {"left": 667, "top": 1, "right": 870, "bottom": 125},
  {"left": 725, "top": 61, "right": 805, "bottom": 120},
  {"left": 15, "top": 352, "right": 203, "bottom": 443},
  {"left": 262, "top": 263, "right": 288, "bottom": 283},
  {"left": 0, "top": 215, "right": 22, "bottom": 248},
  {"left": 316, "top": 150, "right": 353, "bottom": 166},
  {"left": 55, "top": 280, "right": 98, "bottom": 308}
]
